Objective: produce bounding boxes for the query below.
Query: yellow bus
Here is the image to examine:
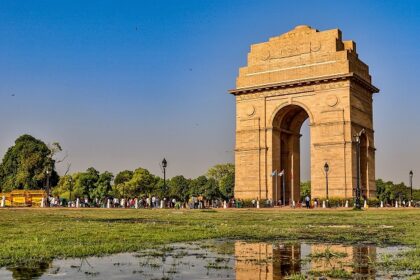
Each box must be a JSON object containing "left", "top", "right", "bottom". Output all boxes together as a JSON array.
[{"left": 0, "top": 190, "right": 47, "bottom": 207}]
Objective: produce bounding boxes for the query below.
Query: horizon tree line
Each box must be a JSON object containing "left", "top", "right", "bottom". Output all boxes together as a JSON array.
[
  {"left": 0, "top": 134, "right": 417, "bottom": 203},
  {"left": 0, "top": 134, "right": 234, "bottom": 202}
]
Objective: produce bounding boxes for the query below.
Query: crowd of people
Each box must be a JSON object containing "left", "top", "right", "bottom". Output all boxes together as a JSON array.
[
  {"left": 45, "top": 194, "right": 418, "bottom": 209},
  {"left": 46, "top": 195, "right": 230, "bottom": 209}
]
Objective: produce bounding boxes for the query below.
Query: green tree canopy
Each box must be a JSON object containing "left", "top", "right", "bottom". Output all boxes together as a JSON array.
[
  {"left": 189, "top": 176, "right": 208, "bottom": 197},
  {"left": 91, "top": 171, "right": 114, "bottom": 199},
  {"left": 52, "top": 174, "right": 82, "bottom": 200},
  {"left": 113, "top": 168, "right": 157, "bottom": 198},
  {"left": 376, "top": 179, "right": 415, "bottom": 202},
  {"left": 53, "top": 170, "right": 114, "bottom": 200},
  {"left": 114, "top": 170, "right": 133, "bottom": 185},
  {"left": 169, "top": 175, "right": 190, "bottom": 202},
  {"left": 77, "top": 167, "right": 100, "bottom": 199},
  {"left": 202, "top": 178, "right": 221, "bottom": 200},
  {"left": 154, "top": 177, "right": 167, "bottom": 198},
  {"left": 300, "top": 181, "right": 311, "bottom": 198},
  {"left": 0, "top": 134, "right": 59, "bottom": 192},
  {"left": 207, "top": 163, "right": 235, "bottom": 199}
]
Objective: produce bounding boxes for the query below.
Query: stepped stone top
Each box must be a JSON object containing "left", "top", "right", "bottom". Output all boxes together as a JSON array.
[{"left": 233, "top": 25, "right": 378, "bottom": 94}]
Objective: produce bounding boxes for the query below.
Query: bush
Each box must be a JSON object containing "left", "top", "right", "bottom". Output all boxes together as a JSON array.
[
  {"left": 313, "top": 197, "right": 380, "bottom": 208},
  {"left": 366, "top": 198, "right": 380, "bottom": 207},
  {"left": 237, "top": 199, "right": 273, "bottom": 208},
  {"left": 241, "top": 199, "right": 256, "bottom": 208}
]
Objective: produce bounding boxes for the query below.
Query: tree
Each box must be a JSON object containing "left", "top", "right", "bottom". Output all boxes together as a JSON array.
[
  {"left": 53, "top": 170, "right": 113, "bottom": 200},
  {"left": 91, "top": 171, "right": 114, "bottom": 199},
  {"left": 169, "top": 175, "right": 190, "bottom": 202},
  {"left": 113, "top": 168, "right": 157, "bottom": 198},
  {"left": 219, "top": 171, "right": 234, "bottom": 199},
  {"left": 52, "top": 175, "right": 72, "bottom": 199},
  {"left": 154, "top": 177, "right": 167, "bottom": 198},
  {"left": 202, "top": 178, "right": 221, "bottom": 200},
  {"left": 207, "top": 163, "right": 235, "bottom": 199},
  {"left": 52, "top": 174, "right": 83, "bottom": 200},
  {"left": 112, "top": 170, "right": 134, "bottom": 198},
  {"left": 376, "top": 179, "right": 413, "bottom": 203},
  {"left": 189, "top": 176, "right": 208, "bottom": 197},
  {"left": 300, "top": 181, "right": 311, "bottom": 198},
  {"left": 77, "top": 167, "right": 100, "bottom": 199},
  {"left": 0, "top": 134, "right": 60, "bottom": 192},
  {"left": 114, "top": 170, "right": 133, "bottom": 185}
]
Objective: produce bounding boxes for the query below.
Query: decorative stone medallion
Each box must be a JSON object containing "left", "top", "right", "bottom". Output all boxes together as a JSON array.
[
  {"left": 326, "top": 95, "right": 339, "bottom": 107},
  {"left": 246, "top": 104, "right": 255, "bottom": 116}
]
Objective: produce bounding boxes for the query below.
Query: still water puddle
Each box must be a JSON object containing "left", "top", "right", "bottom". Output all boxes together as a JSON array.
[{"left": 0, "top": 240, "right": 412, "bottom": 279}]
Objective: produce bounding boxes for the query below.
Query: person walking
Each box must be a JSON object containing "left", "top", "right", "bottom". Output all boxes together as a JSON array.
[{"left": 305, "top": 195, "right": 310, "bottom": 209}]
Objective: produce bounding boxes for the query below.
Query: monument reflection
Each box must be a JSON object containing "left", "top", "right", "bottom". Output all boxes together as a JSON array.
[{"left": 235, "top": 242, "right": 376, "bottom": 280}]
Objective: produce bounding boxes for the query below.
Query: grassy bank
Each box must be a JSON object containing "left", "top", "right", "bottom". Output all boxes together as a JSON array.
[{"left": 0, "top": 208, "right": 419, "bottom": 270}]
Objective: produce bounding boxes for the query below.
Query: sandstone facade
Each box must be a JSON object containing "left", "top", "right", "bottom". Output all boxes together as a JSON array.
[{"left": 230, "top": 25, "right": 379, "bottom": 202}]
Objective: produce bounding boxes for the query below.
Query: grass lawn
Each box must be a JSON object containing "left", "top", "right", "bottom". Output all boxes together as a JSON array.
[{"left": 0, "top": 208, "right": 419, "bottom": 271}]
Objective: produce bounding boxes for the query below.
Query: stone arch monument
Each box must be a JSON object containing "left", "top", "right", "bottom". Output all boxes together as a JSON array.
[{"left": 229, "top": 25, "right": 379, "bottom": 202}]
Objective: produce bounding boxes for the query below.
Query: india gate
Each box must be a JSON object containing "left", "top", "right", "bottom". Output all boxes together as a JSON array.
[{"left": 229, "top": 25, "right": 379, "bottom": 203}]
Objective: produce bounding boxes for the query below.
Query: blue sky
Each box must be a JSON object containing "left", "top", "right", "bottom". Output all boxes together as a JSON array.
[{"left": 0, "top": 0, "right": 419, "bottom": 186}]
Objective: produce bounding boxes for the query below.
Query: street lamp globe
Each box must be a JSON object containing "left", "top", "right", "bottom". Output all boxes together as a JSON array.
[
  {"left": 410, "top": 170, "right": 413, "bottom": 178},
  {"left": 162, "top": 158, "right": 167, "bottom": 168},
  {"left": 324, "top": 162, "right": 329, "bottom": 173}
]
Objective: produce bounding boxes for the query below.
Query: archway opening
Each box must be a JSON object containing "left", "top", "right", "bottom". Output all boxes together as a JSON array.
[{"left": 272, "top": 105, "right": 310, "bottom": 205}]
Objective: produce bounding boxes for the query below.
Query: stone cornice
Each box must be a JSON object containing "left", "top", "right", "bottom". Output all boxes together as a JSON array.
[{"left": 228, "top": 72, "right": 379, "bottom": 95}]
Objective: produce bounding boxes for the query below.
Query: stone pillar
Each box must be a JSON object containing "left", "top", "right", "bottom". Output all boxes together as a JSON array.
[
  {"left": 107, "top": 199, "right": 111, "bottom": 208},
  {"left": 1, "top": 196, "right": 5, "bottom": 207},
  {"left": 268, "top": 127, "right": 278, "bottom": 203},
  {"left": 290, "top": 134, "right": 301, "bottom": 203},
  {"left": 76, "top": 198, "right": 80, "bottom": 208}
]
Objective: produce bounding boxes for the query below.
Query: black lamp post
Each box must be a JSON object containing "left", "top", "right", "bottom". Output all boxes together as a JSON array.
[
  {"left": 410, "top": 170, "right": 413, "bottom": 203},
  {"left": 46, "top": 169, "right": 51, "bottom": 196},
  {"left": 162, "top": 158, "right": 168, "bottom": 194},
  {"left": 68, "top": 177, "right": 73, "bottom": 203},
  {"left": 271, "top": 170, "right": 278, "bottom": 205},
  {"left": 354, "top": 128, "right": 365, "bottom": 210},
  {"left": 324, "top": 162, "right": 329, "bottom": 207}
]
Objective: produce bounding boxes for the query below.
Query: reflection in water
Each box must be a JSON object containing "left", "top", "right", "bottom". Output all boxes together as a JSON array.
[
  {"left": 276, "top": 243, "right": 301, "bottom": 277},
  {"left": 235, "top": 243, "right": 302, "bottom": 280},
  {"left": 0, "top": 241, "right": 407, "bottom": 279},
  {"left": 6, "top": 261, "right": 52, "bottom": 280},
  {"left": 235, "top": 242, "right": 378, "bottom": 280},
  {"left": 353, "top": 246, "right": 376, "bottom": 277}
]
